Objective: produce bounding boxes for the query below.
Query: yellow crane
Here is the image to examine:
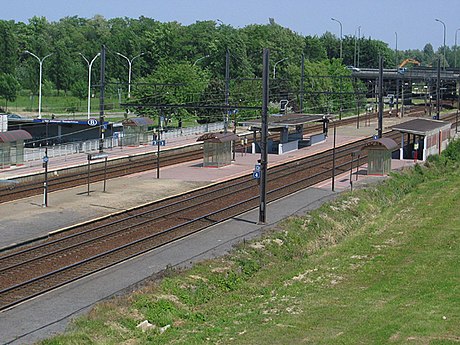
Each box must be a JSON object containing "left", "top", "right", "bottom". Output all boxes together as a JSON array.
[{"left": 399, "top": 58, "right": 421, "bottom": 68}]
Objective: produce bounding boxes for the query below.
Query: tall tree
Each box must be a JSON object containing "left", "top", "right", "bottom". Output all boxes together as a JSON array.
[{"left": 0, "top": 20, "right": 18, "bottom": 75}]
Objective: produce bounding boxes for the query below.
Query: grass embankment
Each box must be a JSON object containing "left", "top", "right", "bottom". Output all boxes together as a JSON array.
[{"left": 41, "top": 143, "right": 460, "bottom": 345}]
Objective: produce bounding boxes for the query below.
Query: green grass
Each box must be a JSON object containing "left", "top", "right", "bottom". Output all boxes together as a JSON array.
[
  {"left": 39, "top": 144, "right": 460, "bottom": 345},
  {"left": 4, "top": 94, "right": 125, "bottom": 117},
  {"left": 3, "top": 93, "right": 205, "bottom": 127}
]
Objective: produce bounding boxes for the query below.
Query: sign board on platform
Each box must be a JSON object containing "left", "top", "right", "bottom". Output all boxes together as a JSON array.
[
  {"left": 0, "top": 115, "right": 7, "bottom": 132},
  {"left": 152, "top": 140, "right": 166, "bottom": 146},
  {"left": 87, "top": 153, "right": 109, "bottom": 161}
]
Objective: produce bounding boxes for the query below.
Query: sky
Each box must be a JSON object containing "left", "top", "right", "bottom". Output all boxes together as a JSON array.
[{"left": 1, "top": 0, "right": 460, "bottom": 51}]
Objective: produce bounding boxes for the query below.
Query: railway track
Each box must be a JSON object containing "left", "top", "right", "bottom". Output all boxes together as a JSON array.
[
  {"left": 0, "top": 130, "right": 403, "bottom": 311},
  {"left": 0, "top": 108, "right": 457, "bottom": 310},
  {"left": 0, "top": 107, "right": 429, "bottom": 204}
]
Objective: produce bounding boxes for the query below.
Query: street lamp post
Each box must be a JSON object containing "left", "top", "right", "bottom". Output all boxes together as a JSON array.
[
  {"left": 395, "top": 32, "right": 398, "bottom": 67},
  {"left": 273, "top": 57, "right": 288, "bottom": 79},
  {"left": 79, "top": 53, "right": 101, "bottom": 119},
  {"left": 331, "top": 18, "right": 343, "bottom": 59},
  {"left": 193, "top": 55, "right": 210, "bottom": 66},
  {"left": 24, "top": 50, "right": 53, "bottom": 119},
  {"left": 115, "top": 52, "right": 145, "bottom": 98},
  {"left": 455, "top": 28, "right": 460, "bottom": 69},
  {"left": 357, "top": 26, "right": 361, "bottom": 67},
  {"left": 435, "top": 18, "right": 447, "bottom": 69},
  {"left": 354, "top": 26, "right": 361, "bottom": 67}
]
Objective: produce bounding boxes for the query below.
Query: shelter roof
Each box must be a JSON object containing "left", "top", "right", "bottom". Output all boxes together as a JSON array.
[
  {"left": 123, "top": 117, "right": 155, "bottom": 126},
  {"left": 241, "top": 114, "right": 329, "bottom": 129},
  {"left": 0, "top": 130, "right": 32, "bottom": 143},
  {"left": 391, "top": 119, "right": 450, "bottom": 135},
  {"left": 197, "top": 132, "right": 239, "bottom": 143},
  {"left": 362, "top": 138, "right": 398, "bottom": 151}
]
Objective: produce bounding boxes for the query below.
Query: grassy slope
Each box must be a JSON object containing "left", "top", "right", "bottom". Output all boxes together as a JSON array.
[{"left": 41, "top": 155, "right": 460, "bottom": 345}]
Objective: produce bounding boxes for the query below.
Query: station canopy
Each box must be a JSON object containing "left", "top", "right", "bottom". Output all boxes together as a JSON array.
[
  {"left": 391, "top": 118, "right": 450, "bottom": 135},
  {"left": 241, "top": 114, "right": 329, "bottom": 130},
  {"left": 0, "top": 129, "right": 32, "bottom": 143}
]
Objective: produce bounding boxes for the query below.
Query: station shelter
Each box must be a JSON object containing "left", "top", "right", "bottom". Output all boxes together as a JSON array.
[
  {"left": 391, "top": 119, "right": 451, "bottom": 161},
  {"left": 0, "top": 129, "right": 32, "bottom": 168},
  {"left": 122, "top": 117, "right": 155, "bottom": 146},
  {"left": 241, "top": 114, "right": 330, "bottom": 155},
  {"left": 197, "top": 132, "right": 239, "bottom": 167},
  {"left": 361, "top": 138, "right": 398, "bottom": 175}
]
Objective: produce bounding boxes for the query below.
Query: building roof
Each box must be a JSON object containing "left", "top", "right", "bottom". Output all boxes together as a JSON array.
[
  {"left": 362, "top": 138, "right": 398, "bottom": 151},
  {"left": 197, "top": 132, "right": 239, "bottom": 143},
  {"left": 391, "top": 119, "right": 450, "bottom": 135},
  {"left": 123, "top": 117, "right": 155, "bottom": 126},
  {"left": 0, "top": 129, "right": 32, "bottom": 143}
]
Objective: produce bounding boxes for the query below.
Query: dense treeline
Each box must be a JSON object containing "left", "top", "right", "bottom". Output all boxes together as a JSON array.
[{"left": 0, "top": 15, "right": 454, "bottom": 122}]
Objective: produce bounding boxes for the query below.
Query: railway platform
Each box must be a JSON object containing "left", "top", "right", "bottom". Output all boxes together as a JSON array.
[
  {"left": 0, "top": 116, "right": 417, "bottom": 345},
  {"left": 0, "top": 116, "right": 415, "bottom": 250}
]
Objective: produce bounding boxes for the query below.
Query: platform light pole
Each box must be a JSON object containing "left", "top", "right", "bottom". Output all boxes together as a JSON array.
[
  {"left": 24, "top": 51, "right": 53, "bottom": 119},
  {"left": 395, "top": 31, "right": 398, "bottom": 67},
  {"left": 273, "top": 57, "right": 288, "bottom": 79},
  {"left": 79, "top": 53, "right": 100, "bottom": 119},
  {"left": 331, "top": 18, "right": 343, "bottom": 59},
  {"left": 115, "top": 52, "right": 145, "bottom": 99},
  {"left": 435, "top": 18, "right": 447, "bottom": 69}
]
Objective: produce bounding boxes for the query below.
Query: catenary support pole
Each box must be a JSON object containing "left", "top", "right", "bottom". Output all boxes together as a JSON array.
[
  {"left": 436, "top": 57, "right": 441, "bottom": 120},
  {"left": 331, "top": 121, "right": 336, "bottom": 192},
  {"left": 259, "top": 48, "right": 269, "bottom": 224},
  {"left": 300, "top": 54, "right": 305, "bottom": 113},
  {"left": 224, "top": 49, "right": 230, "bottom": 133},
  {"left": 99, "top": 45, "right": 106, "bottom": 153},
  {"left": 157, "top": 109, "right": 162, "bottom": 179},
  {"left": 378, "top": 56, "right": 384, "bottom": 138},
  {"left": 43, "top": 147, "right": 48, "bottom": 207}
]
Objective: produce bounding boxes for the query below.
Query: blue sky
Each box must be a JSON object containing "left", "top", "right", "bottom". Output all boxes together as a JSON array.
[{"left": 2, "top": 0, "right": 459, "bottom": 50}]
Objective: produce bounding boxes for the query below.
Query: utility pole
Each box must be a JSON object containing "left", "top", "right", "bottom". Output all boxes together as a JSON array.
[
  {"left": 157, "top": 109, "right": 162, "bottom": 178},
  {"left": 436, "top": 57, "right": 441, "bottom": 120},
  {"left": 224, "top": 49, "right": 230, "bottom": 133},
  {"left": 259, "top": 48, "right": 269, "bottom": 224},
  {"left": 42, "top": 147, "right": 49, "bottom": 207},
  {"left": 378, "top": 56, "right": 384, "bottom": 138},
  {"left": 99, "top": 45, "right": 106, "bottom": 153},
  {"left": 456, "top": 75, "right": 459, "bottom": 133},
  {"left": 300, "top": 54, "right": 305, "bottom": 113},
  {"left": 396, "top": 77, "right": 400, "bottom": 117},
  {"left": 331, "top": 121, "right": 336, "bottom": 191},
  {"left": 339, "top": 76, "right": 343, "bottom": 120}
]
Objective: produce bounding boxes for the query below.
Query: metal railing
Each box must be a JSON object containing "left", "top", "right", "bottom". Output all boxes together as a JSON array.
[{"left": 18, "top": 122, "right": 224, "bottom": 164}]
